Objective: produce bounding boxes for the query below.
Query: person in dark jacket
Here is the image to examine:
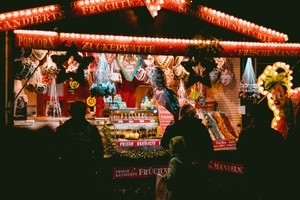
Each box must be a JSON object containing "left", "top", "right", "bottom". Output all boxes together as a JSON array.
[
  {"left": 162, "top": 136, "right": 192, "bottom": 200},
  {"left": 54, "top": 100, "right": 105, "bottom": 198},
  {"left": 161, "top": 103, "right": 214, "bottom": 198},
  {"left": 236, "top": 99, "right": 287, "bottom": 200},
  {"left": 285, "top": 108, "right": 300, "bottom": 199}
]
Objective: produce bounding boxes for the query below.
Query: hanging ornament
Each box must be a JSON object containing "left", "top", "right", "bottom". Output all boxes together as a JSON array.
[
  {"left": 177, "top": 79, "right": 187, "bottom": 107},
  {"left": 46, "top": 77, "right": 61, "bottom": 117},
  {"left": 35, "top": 83, "right": 48, "bottom": 94},
  {"left": 189, "top": 84, "right": 199, "bottom": 101},
  {"left": 51, "top": 43, "right": 94, "bottom": 86},
  {"left": 182, "top": 57, "right": 213, "bottom": 88},
  {"left": 238, "top": 57, "right": 260, "bottom": 100},
  {"left": 42, "top": 74, "right": 52, "bottom": 85},
  {"left": 69, "top": 80, "right": 80, "bottom": 89},
  {"left": 196, "top": 82, "right": 206, "bottom": 106},
  {"left": 215, "top": 57, "right": 233, "bottom": 86},
  {"left": 86, "top": 96, "right": 97, "bottom": 107},
  {"left": 117, "top": 54, "right": 141, "bottom": 82}
]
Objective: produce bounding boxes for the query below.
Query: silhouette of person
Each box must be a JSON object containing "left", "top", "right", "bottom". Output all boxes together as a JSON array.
[
  {"left": 54, "top": 101, "right": 105, "bottom": 198},
  {"left": 161, "top": 103, "right": 214, "bottom": 198},
  {"left": 285, "top": 108, "right": 300, "bottom": 199},
  {"left": 161, "top": 136, "right": 193, "bottom": 200},
  {"left": 236, "top": 98, "right": 287, "bottom": 200},
  {"left": 2, "top": 125, "right": 57, "bottom": 199}
]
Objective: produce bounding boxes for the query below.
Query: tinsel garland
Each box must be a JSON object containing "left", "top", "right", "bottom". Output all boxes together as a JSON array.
[{"left": 101, "top": 124, "right": 170, "bottom": 159}]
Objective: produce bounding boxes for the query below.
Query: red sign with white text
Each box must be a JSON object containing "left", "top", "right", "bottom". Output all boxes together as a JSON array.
[
  {"left": 157, "top": 105, "right": 174, "bottom": 135},
  {"left": 113, "top": 165, "right": 168, "bottom": 179},
  {"left": 116, "top": 139, "right": 161, "bottom": 147},
  {"left": 213, "top": 139, "right": 236, "bottom": 150},
  {"left": 208, "top": 160, "right": 243, "bottom": 175}
]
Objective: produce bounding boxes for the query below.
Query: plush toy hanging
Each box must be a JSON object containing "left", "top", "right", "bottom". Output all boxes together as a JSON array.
[{"left": 51, "top": 43, "right": 94, "bottom": 86}]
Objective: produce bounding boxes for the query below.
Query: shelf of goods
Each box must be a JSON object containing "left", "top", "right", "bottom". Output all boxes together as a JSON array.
[
  {"left": 109, "top": 109, "right": 161, "bottom": 150},
  {"left": 202, "top": 111, "right": 239, "bottom": 151}
]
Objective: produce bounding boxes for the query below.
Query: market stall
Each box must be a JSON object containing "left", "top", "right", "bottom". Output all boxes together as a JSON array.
[{"left": 2, "top": 1, "right": 300, "bottom": 199}]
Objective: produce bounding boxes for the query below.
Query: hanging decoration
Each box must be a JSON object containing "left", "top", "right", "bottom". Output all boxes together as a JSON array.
[
  {"left": 90, "top": 53, "right": 117, "bottom": 97},
  {"left": 257, "top": 61, "right": 294, "bottom": 138},
  {"left": 51, "top": 43, "right": 95, "bottom": 86},
  {"left": 109, "top": 58, "right": 123, "bottom": 84},
  {"left": 195, "top": 82, "right": 206, "bottom": 106},
  {"left": 86, "top": 96, "right": 97, "bottom": 107},
  {"left": 46, "top": 76, "right": 62, "bottom": 117},
  {"left": 188, "top": 84, "right": 199, "bottom": 101},
  {"left": 238, "top": 57, "right": 260, "bottom": 100},
  {"left": 13, "top": 48, "right": 40, "bottom": 80},
  {"left": 41, "top": 75, "right": 52, "bottom": 86},
  {"left": 183, "top": 35, "right": 224, "bottom": 88},
  {"left": 117, "top": 54, "right": 141, "bottom": 82},
  {"left": 173, "top": 56, "right": 190, "bottom": 80},
  {"left": 213, "top": 57, "right": 233, "bottom": 86},
  {"left": 177, "top": 79, "right": 187, "bottom": 107},
  {"left": 25, "top": 66, "right": 48, "bottom": 94},
  {"left": 182, "top": 57, "right": 213, "bottom": 89}
]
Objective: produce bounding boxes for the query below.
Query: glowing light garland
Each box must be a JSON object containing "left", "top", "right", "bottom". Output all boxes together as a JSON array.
[{"left": 13, "top": 29, "right": 300, "bottom": 57}]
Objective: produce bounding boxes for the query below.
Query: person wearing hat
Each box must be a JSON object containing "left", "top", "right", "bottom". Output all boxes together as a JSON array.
[
  {"left": 161, "top": 103, "right": 214, "bottom": 198},
  {"left": 161, "top": 136, "right": 192, "bottom": 200}
]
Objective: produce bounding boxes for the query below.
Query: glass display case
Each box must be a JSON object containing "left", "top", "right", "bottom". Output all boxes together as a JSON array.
[{"left": 108, "top": 109, "right": 161, "bottom": 151}]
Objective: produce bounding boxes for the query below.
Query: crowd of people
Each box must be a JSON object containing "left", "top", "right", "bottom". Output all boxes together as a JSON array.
[
  {"left": 2, "top": 100, "right": 299, "bottom": 200},
  {"left": 2, "top": 101, "right": 106, "bottom": 199}
]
